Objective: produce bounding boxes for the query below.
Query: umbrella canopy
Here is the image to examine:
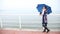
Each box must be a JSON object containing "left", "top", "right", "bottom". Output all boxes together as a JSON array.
[{"left": 36, "top": 4, "right": 52, "bottom": 14}]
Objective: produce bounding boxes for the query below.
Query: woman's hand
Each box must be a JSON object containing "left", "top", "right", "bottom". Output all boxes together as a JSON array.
[{"left": 39, "top": 14, "right": 42, "bottom": 16}]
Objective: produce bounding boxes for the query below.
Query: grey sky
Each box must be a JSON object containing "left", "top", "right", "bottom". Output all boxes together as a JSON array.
[{"left": 0, "top": 0, "right": 60, "bottom": 15}]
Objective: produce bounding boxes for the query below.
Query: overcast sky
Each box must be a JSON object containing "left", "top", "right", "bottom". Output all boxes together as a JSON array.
[{"left": 0, "top": 0, "right": 60, "bottom": 15}]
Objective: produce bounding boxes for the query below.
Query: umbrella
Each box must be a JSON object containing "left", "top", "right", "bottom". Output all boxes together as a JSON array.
[{"left": 36, "top": 4, "right": 52, "bottom": 14}]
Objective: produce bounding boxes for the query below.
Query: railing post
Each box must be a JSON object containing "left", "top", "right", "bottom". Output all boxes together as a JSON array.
[
  {"left": 19, "top": 16, "right": 21, "bottom": 29},
  {"left": 1, "top": 17, "right": 3, "bottom": 29}
]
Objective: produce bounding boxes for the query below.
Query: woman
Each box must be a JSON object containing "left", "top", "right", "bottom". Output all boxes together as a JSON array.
[{"left": 40, "top": 6, "right": 50, "bottom": 33}]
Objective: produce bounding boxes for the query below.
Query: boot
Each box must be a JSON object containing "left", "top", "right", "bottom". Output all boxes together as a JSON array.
[
  {"left": 47, "top": 28, "right": 50, "bottom": 33},
  {"left": 43, "top": 28, "right": 46, "bottom": 32}
]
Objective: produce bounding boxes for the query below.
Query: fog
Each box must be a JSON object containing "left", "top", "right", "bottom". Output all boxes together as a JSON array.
[{"left": 0, "top": 0, "right": 60, "bottom": 15}]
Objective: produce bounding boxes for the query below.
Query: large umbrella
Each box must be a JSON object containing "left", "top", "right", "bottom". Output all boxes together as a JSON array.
[{"left": 36, "top": 4, "right": 52, "bottom": 14}]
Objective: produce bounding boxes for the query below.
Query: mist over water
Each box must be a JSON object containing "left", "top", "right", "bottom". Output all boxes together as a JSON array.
[{"left": 0, "top": 0, "right": 60, "bottom": 30}]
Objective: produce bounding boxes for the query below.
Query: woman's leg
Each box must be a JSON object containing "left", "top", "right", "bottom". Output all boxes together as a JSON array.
[
  {"left": 42, "top": 23, "right": 48, "bottom": 32},
  {"left": 42, "top": 16, "right": 46, "bottom": 32},
  {"left": 42, "top": 15, "right": 50, "bottom": 33},
  {"left": 44, "top": 15, "right": 50, "bottom": 33},
  {"left": 44, "top": 23, "right": 50, "bottom": 33},
  {"left": 42, "top": 23, "right": 50, "bottom": 33}
]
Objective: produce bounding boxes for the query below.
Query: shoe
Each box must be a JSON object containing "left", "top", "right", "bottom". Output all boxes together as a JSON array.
[
  {"left": 47, "top": 30, "right": 50, "bottom": 33},
  {"left": 43, "top": 29, "right": 46, "bottom": 32}
]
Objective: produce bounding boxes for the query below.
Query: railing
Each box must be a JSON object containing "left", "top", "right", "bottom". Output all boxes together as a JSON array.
[{"left": 0, "top": 14, "right": 60, "bottom": 30}]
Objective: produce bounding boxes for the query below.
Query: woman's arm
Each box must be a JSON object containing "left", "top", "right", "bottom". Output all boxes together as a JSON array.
[{"left": 39, "top": 10, "right": 44, "bottom": 16}]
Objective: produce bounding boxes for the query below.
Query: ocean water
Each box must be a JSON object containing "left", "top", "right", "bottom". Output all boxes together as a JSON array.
[{"left": 0, "top": 15, "right": 60, "bottom": 30}]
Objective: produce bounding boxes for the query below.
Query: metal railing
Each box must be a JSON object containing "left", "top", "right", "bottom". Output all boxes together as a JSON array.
[{"left": 0, "top": 14, "right": 60, "bottom": 29}]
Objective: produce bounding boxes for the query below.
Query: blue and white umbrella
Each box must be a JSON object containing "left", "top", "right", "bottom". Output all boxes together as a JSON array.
[{"left": 36, "top": 4, "right": 52, "bottom": 14}]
